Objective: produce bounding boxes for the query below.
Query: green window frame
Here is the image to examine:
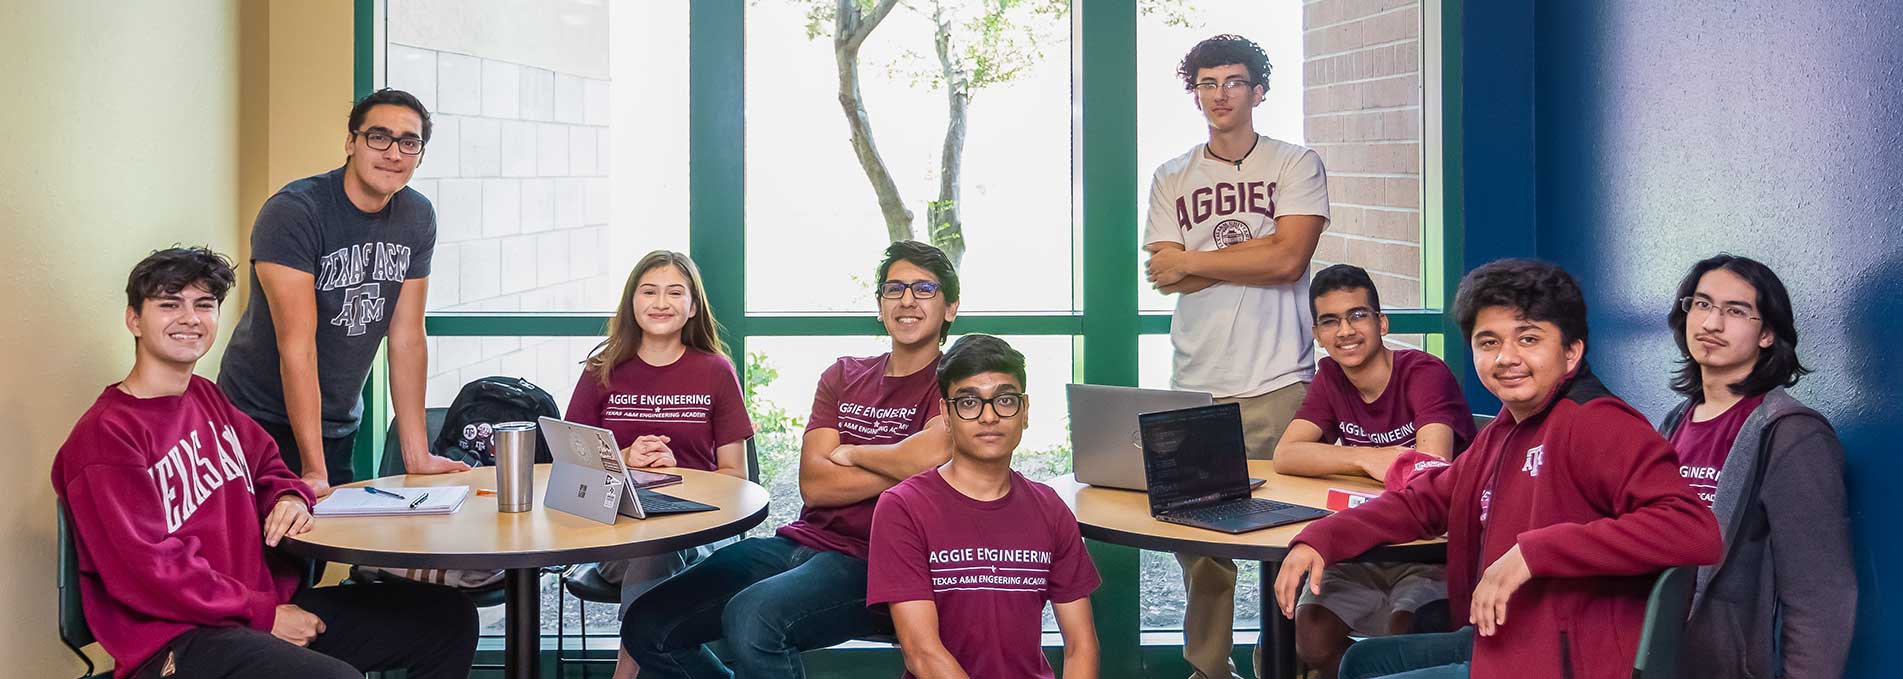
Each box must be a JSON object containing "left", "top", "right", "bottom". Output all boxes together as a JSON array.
[{"left": 350, "top": 1, "right": 1465, "bottom": 675}]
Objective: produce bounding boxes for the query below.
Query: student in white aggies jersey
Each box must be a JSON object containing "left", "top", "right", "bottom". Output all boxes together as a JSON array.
[{"left": 1142, "top": 34, "right": 1331, "bottom": 679}]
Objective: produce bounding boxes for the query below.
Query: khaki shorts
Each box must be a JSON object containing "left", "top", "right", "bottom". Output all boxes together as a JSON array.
[
  {"left": 1216, "top": 381, "right": 1309, "bottom": 460},
  {"left": 1296, "top": 561, "right": 1448, "bottom": 636}
]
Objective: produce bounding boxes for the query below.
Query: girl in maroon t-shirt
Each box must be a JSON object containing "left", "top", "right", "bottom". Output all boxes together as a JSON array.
[{"left": 565, "top": 250, "right": 754, "bottom": 679}]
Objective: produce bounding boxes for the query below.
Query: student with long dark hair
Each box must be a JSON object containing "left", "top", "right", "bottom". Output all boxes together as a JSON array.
[
  {"left": 1656, "top": 254, "right": 1854, "bottom": 679},
  {"left": 567, "top": 250, "right": 754, "bottom": 679}
]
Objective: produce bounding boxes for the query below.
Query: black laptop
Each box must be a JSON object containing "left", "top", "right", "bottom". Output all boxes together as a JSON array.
[{"left": 1138, "top": 403, "right": 1332, "bottom": 534}]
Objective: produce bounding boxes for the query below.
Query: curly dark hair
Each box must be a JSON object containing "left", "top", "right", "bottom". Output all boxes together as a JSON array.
[
  {"left": 1178, "top": 34, "right": 1273, "bottom": 92},
  {"left": 1667, "top": 254, "right": 1810, "bottom": 399},
  {"left": 1453, "top": 259, "right": 1589, "bottom": 348},
  {"left": 126, "top": 246, "right": 236, "bottom": 309}
]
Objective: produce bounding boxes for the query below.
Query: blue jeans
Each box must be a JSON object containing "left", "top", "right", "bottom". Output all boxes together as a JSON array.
[
  {"left": 619, "top": 536, "right": 893, "bottom": 679},
  {"left": 1339, "top": 626, "right": 1474, "bottom": 679}
]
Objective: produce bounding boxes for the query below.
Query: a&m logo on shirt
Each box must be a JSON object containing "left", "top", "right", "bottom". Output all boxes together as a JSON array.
[{"left": 1521, "top": 445, "right": 1545, "bottom": 477}]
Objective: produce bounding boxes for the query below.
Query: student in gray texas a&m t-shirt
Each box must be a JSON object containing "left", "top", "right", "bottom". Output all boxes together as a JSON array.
[{"left": 220, "top": 89, "right": 467, "bottom": 496}]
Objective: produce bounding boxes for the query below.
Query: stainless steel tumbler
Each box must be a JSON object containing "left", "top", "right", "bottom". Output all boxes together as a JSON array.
[{"left": 493, "top": 421, "right": 538, "bottom": 512}]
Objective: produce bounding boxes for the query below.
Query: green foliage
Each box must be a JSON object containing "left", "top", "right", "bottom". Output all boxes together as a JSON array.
[{"left": 743, "top": 350, "right": 802, "bottom": 435}]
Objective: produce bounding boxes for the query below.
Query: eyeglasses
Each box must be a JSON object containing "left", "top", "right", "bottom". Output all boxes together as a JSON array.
[
  {"left": 950, "top": 393, "right": 1026, "bottom": 421},
  {"left": 1680, "top": 297, "right": 1760, "bottom": 323},
  {"left": 1192, "top": 79, "right": 1256, "bottom": 95},
  {"left": 1315, "top": 308, "right": 1378, "bottom": 332},
  {"left": 353, "top": 130, "right": 426, "bottom": 156},
  {"left": 879, "top": 280, "right": 941, "bottom": 300}
]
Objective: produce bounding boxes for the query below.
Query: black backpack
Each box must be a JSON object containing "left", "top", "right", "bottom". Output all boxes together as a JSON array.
[{"left": 433, "top": 376, "right": 560, "bottom": 466}]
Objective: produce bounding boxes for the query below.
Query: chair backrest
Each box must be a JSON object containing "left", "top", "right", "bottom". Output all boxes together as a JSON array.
[
  {"left": 56, "top": 499, "right": 98, "bottom": 678},
  {"left": 1472, "top": 413, "right": 1496, "bottom": 433},
  {"left": 1632, "top": 566, "right": 1695, "bottom": 679},
  {"left": 380, "top": 407, "right": 452, "bottom": 476},
  {"left": 746, "top": 437, "right": 760, "bottom": 484}
]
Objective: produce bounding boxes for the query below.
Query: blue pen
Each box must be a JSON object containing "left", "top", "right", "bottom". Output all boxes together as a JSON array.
[{"left": 364, "top": 486, "right": 410, "bottom": 501}]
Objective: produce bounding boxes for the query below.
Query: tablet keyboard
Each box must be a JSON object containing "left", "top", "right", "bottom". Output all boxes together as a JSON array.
[{"left": 1170, "top": 498, "right": 1300, "bottom": 523}]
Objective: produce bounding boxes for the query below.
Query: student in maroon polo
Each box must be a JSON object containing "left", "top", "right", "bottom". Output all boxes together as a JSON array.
[
  {"left": 621, "top": 241, "right": 963, "bottom": 679},
  {"left": 1271, "top": 264, "right": 1475, "bottom": 678},
  {"left": 1274, "top": 259, "right": 1722, "bottom": 679},
  {"left": 868, "top": 334, "right": 1102, "bottom": 679},
  {"left": 1656, "top": 255, "right": 1854, "bottom": 679}
]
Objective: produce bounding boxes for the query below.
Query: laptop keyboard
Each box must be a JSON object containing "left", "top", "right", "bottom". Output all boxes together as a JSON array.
[
  {"left": 1170, "top": 498, "right": 1301, "bottom": 523},
  {"left": 636, "top": 490, "right": 703, "bottom": 513}
]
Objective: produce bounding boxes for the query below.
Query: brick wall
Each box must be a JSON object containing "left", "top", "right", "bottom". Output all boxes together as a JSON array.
[
  {"left": 1303, "top": 0, "right": 1424, "bottom": 308},
  {"left": 379, "top": 0, "right": 614, "bottom": 410}
]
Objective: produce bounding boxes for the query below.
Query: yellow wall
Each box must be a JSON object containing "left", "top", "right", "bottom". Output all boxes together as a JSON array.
[{"left": 0, "top": 1, "right": 349, "bottom": 675}]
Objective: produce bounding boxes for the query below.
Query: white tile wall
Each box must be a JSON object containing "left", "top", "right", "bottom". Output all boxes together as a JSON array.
[
  {"left": 414, "top": 116, "right": 460, "bottom": 179},
  {"left": 536, "top": 124, "right": 569, "bottom": 177},
  {"left": 500, "top": 120, "right": 537, "bottom": 178},
  {"left": 480, "top": 178, "right": 521, "bottom": 237},
  {"left": 458, "top": 116, "right": 502, "bottom": 177},
  {"left": 481, "top": 60, "right": 521, "bottom": 118},
  {"left": 387, "top": 45, "right": 438, "bottom": 112},
  {"left": 436, "top": 52, "right": 482, "bottom": 115}
]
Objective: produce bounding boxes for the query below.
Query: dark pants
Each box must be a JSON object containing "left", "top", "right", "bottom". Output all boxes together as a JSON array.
[
  {"left": 257, "top": 419, "right": 358, "bottom": 486},
  {"left": 128, "top": 581, "right": 478, "bottom": 679},
  {"left": 1338, "top": 626, "right": 1474, "bottom": 679},
  {"left": 620, "top": 536, "right": 894, "bottom": 679}
]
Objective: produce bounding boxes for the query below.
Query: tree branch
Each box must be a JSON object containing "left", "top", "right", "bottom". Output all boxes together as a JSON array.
[{"left": 835, "top": 0, "right": 915, "bottom": 242}]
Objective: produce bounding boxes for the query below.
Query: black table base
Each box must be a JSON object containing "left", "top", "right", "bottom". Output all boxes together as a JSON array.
[
  {"left": 505, "top": 567, "right": 541, "bottom": 679},
  {"left": 1260, "top": 559, "right": 1299, "bottom": 679}
]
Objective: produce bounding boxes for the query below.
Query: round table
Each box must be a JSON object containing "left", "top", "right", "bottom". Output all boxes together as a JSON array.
[
  {"left": 1046, "top": 460, "right": 1445, "bottom": 679},
  {"left": 281, "top": 464, "right": 769, "bottom": 679}
]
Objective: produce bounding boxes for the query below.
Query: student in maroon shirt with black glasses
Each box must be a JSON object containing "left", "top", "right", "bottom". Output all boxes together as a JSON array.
[
  {"left": 1656, "top": 254, "right": 1854, "bottom": 679},
  {"left": 867, "top": 334, "right": 1102, "bottom": 679},
  {"left": 1273, "top": 259, "right": 1722, "bottom": 679}
]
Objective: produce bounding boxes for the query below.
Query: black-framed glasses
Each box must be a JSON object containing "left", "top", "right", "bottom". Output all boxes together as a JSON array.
[
  {"left": 1192, "top": 78, "right": 1255, "bottom": 95},
  {"left": 1315, "top": 308, "right": 1379, "bottom": 332},
  {"left": 353, "top": 129, "right": 426, "bottom": 156},
  {"left": 949, "top": 393, "right": 1026, "bottom": 421},
  {"left": 879, "top": 280, "right": 941, "bottom": 300},
  {"left": 1679, "top": 297, "right": 1760, "bottom": 323}
]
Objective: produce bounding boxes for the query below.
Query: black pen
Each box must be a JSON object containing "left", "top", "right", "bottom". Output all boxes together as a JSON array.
[{"left": 408, "top": 492, "right": 430, "bottom": 509}]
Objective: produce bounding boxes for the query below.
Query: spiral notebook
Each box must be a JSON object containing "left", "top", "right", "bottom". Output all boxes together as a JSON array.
[{"left": 312, "top": 485, "right": 471, "bottom": 517}]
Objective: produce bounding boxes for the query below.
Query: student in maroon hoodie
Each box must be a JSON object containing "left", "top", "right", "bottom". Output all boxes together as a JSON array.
[
  {"left": 1271, "top": 259, "right": 1723, "bottom": 679},
  {"left": 51, "top": 247, "right": 477, "bottom": 679}
]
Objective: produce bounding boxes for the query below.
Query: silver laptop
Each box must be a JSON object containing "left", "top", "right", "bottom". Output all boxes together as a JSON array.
[
  {"left": 538, "top": 416, "right": 716, "bottom": 524},
  {"left": 1067, "top": 384, "right": 1215, "bottom": 490}
]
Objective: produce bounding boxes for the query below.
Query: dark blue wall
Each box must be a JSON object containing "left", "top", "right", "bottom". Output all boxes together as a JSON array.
[{"left": 1515, "top": 2, "right": 1903, "bottom": 676}]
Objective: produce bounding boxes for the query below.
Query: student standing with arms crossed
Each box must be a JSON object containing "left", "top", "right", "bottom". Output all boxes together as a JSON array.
[
  {"left": 1655, "top": 254, "right": 1854, "bottom": 679},
  {"left": 219, "top": 88, "right": 467, "bottom": 497},
  {"left": 1143, "top": 34, "right": 1331, "bottom": 679},
  {"left": 566, "top": 250, "right": 754, "bottom": 679}
]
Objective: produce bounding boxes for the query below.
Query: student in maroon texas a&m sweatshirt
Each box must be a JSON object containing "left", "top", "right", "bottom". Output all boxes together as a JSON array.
[
  {"left": 52, "top": 247, "right": 476, "bottom": 679},
  {"left": 1273, "top": 260, "right": 1722, "bottom": 679}
]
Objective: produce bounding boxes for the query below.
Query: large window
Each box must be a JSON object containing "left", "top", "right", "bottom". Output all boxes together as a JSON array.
[
  {"left": 365, "top": 0, "right": 1449, "bottom": 668},
  {"left": 744, "top": 0, "right": 1076, "bottom": 314}
]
